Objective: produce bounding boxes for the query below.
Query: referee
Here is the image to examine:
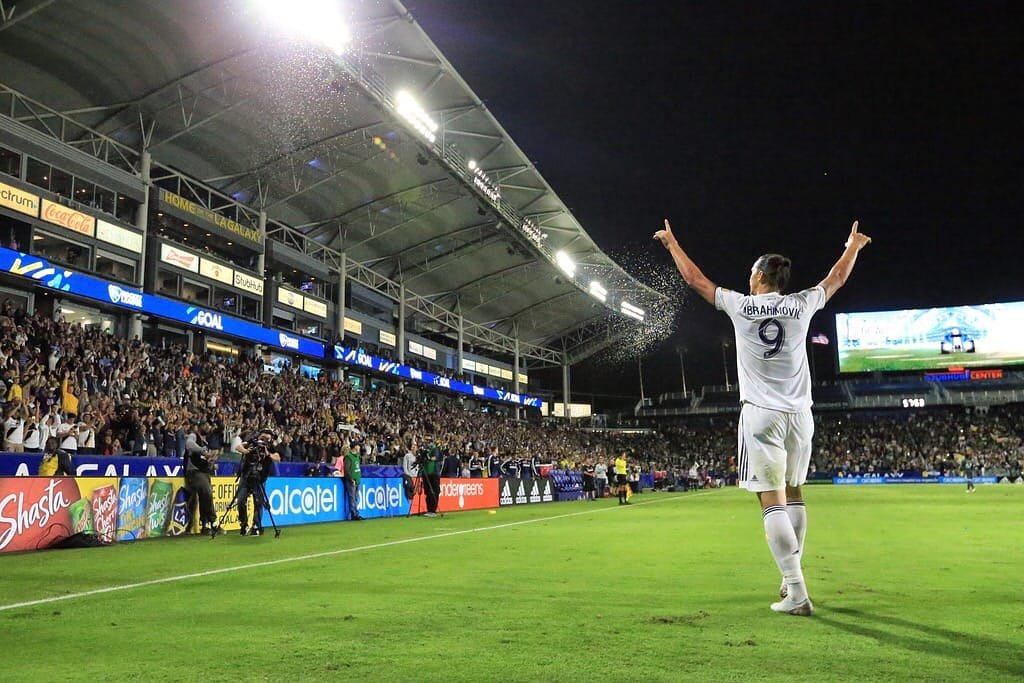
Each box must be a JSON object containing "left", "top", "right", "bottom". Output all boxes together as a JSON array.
[{"left": 614, "top": 451, "right": 630, "bottom": 505}]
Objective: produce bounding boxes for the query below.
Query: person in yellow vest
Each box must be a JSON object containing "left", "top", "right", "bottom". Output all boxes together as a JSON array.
[
  {"left": 614, "top": 452, "right": 630, "bottom": 505},
  {"left": 38, "top": 437, "right": 73, "bottom": 477}
]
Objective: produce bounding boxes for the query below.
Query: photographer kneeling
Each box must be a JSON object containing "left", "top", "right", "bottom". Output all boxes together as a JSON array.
[{"left": 235, "top": 430, "right": 280, "bottom": 536}]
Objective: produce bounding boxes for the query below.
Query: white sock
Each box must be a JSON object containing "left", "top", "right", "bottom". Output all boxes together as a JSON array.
[
  {"left": 786, "top": 501, "right": 807, "bottom": 556},
  {"left": 763, "top": 506, "right": 808, "bottom": 603}
]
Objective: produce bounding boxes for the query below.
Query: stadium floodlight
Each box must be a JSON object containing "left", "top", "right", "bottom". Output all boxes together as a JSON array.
[
  {"left": 620, "top": 300, "right": 645, "bottom": 322},
  {"left": 555, "top": 250, "right": 576, "bottom": 278},
  {"left": 395, "top": 90, "right": 438, "bottom": 144},
  {"left": 520, "top": 218, "right": 546, "bottom": 247},
  {"left": 468, "top": 161, "right": 501, "bottom": 202},
  {"left": 254, "top": 0, "right": 350, "bottom": 55},
  {"left": 589, "top": 281, "right": 608, "bottom": 303}
]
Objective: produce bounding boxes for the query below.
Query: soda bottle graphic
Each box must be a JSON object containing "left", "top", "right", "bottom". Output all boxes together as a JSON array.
[
  {"left": 91, "top": 484, "right": 118, "bottom": 543},
  {"left": 69, "top": 498, "right": 94, "bottom": 534},
  {"left": 146, "top": 480, "right": 174, "bottom": 537}
]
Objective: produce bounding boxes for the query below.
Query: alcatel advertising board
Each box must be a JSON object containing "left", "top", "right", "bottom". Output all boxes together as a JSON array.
[
  {"left": 333, "top": 345, "right": 541, "bottom": 408},
  {"left": 836, "top": 300, "right": 1024, "bottom": 373},
  {"left": 0, "top": 246, "right": 323, "bottom": 358}
]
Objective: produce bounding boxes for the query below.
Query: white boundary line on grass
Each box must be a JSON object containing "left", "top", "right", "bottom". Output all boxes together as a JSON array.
[{"left": 0, "top": 491, "right": 716, "bottom": 613}]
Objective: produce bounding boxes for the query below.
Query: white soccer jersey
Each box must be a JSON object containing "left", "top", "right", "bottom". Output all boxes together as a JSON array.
[
  {"left": 4, "top": 417, "right": 24, "bottom": 446},
  {"left": 716, "top": 285, "right": 826, "bottom": 412},
  {"left": 22, "top": 420, "right": 41, "bottom": 450}
]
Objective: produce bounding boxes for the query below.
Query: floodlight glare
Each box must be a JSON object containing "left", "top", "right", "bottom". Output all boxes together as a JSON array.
[
  {"left": 589, "top": 281, "right": 608, "bottom": 303},
  {"left": 395, "top": 90, "right": 439, "bottom": 143},
  {"left": 468, "top": 159, "right": 478, "bottom": 170},
  {"left": 555, "top": 250, "right": 576, "bottom": 278},
  {"left": 620, "top": 301, "right": 645, "bottom": 322},
  {"left": 254, "top": 0, "right": 351, "bottom": 55}
]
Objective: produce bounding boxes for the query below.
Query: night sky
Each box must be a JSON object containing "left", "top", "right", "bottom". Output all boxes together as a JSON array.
[{"left": 409, "top": 1, "right": 1024, "bottom": 399}]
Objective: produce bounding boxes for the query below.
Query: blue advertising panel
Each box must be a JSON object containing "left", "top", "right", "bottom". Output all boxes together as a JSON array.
[
  {"left": 836, "top": 301, "right": 1024, "bottom": 373},
  {"left": 0, "top": 453, "right": 185, "bottom": 478},
  {"left": 261, "top": 477, "right": 345, "bottom": 527},
  {"left": 833, "top": 476, "right": 998, "bottom": 485},
  {"left": 0, "top": 246, "right": 324, "bottom": 358},
  {"left": 333, "top": 345, "right": 541, "bottom": 407},
  {"left": 355, "top": 477, "right": 411, "bottom": 519}
]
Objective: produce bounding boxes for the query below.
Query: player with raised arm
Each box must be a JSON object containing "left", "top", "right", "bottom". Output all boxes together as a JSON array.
[{"left": 654, "top": 218, "right": 872, "bottom": 616}]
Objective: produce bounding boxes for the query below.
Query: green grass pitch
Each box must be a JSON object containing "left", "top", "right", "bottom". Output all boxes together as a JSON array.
[
  {"left": 838, "top": 347, "right": 1024, "bottom": 372},
  {"left": 2, "top": 486, "right": 1022, "bottom": 682}
]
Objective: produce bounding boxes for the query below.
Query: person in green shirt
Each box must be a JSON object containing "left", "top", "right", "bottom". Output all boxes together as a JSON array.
[
  {"left": 421, "top": 439, "right": 442, "bottom": 517},
  {"left": 343, "top": 442, "right": 364, "bottom": 521}
]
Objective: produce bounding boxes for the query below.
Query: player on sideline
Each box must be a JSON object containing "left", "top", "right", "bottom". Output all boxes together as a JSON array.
[{"left": 654, "top": 218, "right": 871, "bottom": 616}]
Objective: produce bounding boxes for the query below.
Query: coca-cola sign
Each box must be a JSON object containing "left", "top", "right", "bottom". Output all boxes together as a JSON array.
[
  {"left": 0, "top": 478, "right": 78, "bottom": 553},
  {"left": 40, "top": 199, "right": 96, "bottom": 237}
]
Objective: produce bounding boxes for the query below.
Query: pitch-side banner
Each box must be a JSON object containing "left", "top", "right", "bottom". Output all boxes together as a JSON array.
[
  {"left": 408, "top": 477, "right": 499, "bottom": 513},
  {"left": 833, "top": 476, "right": 998, "bottom": 485},
  {"left": 0, "top": 453, "right": 185, "bottom": 478},
  {"left": 260, "top": 477, "right": 344, "bottom": 527},
  {"left": 356, "top": 477, "right": 411, "bottom": 519},
  {"left": 0, "top": 476, "right": 182, "bottom": 553},
  {"left": 498, "top": 477, "right": 556, "bottom": 506}
]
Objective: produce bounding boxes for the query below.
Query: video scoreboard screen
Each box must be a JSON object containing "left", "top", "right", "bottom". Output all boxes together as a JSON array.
[{"left": 835, "top": 300, "right": 1024, "bottom": 373}]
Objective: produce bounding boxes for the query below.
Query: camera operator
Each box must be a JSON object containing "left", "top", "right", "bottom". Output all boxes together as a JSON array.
[
  {"left": 235, "top": 430, "right": 280, "bottom": 536},
  {"left": 184, "top": 424, "right": 221, "bottom": 535},
  {"left": 419, "top": 438, "right": 443, "bottom": 517}
]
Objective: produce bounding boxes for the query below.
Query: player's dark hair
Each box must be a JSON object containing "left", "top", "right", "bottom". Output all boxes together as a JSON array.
[{"left": 755, "top": 253, "right": 791, "bottom": 292}]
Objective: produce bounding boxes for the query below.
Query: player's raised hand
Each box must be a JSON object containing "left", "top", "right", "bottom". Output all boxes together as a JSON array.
[
  {"left": 653, "top": 219, "right": 677, "bottom": 248},
  {"left": 845, "top": 220, "right": 872, "bottom": 250}
]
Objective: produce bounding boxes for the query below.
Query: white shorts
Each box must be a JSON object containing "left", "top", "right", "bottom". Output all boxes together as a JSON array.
[{"left": 737, "top": 403, "right": 813, "bottom": 492}]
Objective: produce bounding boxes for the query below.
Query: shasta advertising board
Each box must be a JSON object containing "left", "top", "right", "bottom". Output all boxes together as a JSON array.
[
  {"left": 836, "top": 301, "right": 1024, "bottom": 373},
  {"left": 0, "top": 476, "right": 182, "bottom": 553}
]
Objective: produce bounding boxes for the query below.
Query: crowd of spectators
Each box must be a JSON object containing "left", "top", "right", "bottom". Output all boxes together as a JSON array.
[{"left": 2, "top": 299, "right": 1023, "bottom": 484}]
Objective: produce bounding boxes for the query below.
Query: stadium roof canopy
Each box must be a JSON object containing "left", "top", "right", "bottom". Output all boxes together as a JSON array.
[{"left": 0, "top": 0, "right": 668, "bottom": 366}]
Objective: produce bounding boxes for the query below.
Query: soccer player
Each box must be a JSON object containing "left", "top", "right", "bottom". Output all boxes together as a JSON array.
[{"left": 655, "top": 218, "right": 871, "bottom": 616}]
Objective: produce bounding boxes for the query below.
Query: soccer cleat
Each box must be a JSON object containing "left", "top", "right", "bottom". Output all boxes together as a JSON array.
[
  {"left": 770, "top": 596, "right": 814, "bottom": 616},
  {"left": 779, "top": 580, "right": 788, "bottom": 599},
  {"left": 239, "top": 526, "right": 248, "bottom": 536},
  {"left": 249, "top": 527, "right": 261, "bottom": 536}
]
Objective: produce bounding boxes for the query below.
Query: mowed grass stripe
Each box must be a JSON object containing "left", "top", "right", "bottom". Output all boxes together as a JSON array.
[{"left": 0, "top": 490, "right": 714, "bottom": 613}]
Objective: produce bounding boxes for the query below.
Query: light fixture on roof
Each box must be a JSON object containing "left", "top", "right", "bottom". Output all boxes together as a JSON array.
[
  {"left": 467, "top": 159, "right": 500, "bottom": 202},
  {"left": 395, "top": 90, "right": 438, "bottom": 144},
  {"left": 254, "top": 0, "right": 351, "bottom": 55},
  {"left": 620, "top": 300, "right": 645, "bottom": 322},
  {"left": 555, "top": 250, "right": 576, "bottom": 278},
  {"left": 589, "top": 281, "right": 607, "bottom": 303},
  {"left": 520, "top": 218, "right": 546, "bottom": 248}
]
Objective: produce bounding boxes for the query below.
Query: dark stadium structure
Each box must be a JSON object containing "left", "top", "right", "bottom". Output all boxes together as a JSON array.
[{"left": 0, "top": 0, "right": 667, "bottom": 408}]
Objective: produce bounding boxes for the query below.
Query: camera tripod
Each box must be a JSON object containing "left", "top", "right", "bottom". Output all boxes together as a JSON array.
[
  {"left": 215, "top": 470, "right": 281, "bottom": 539},
  {"left": 406, "top": 472, "right": 444, "bottom": 518}
]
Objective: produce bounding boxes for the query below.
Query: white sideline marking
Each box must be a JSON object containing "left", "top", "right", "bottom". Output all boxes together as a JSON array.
[{"left": 0, "top": 492, "right": 715, "bottom": 613}]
